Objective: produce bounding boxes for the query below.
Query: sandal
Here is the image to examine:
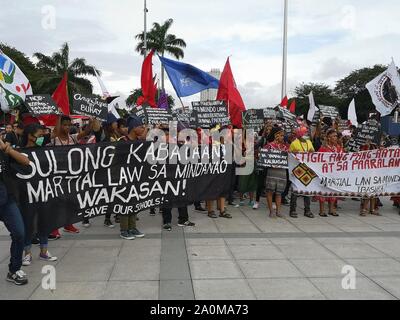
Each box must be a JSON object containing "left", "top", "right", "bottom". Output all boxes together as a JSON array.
[
  {"left": 208, "top": 211, "right": 218, "bottom": 218},
  {"left": 329, "top": 212, "right": 339, "bottom": 217},
  {"left": 319, "top": 212, "right": 328, "bottom": 217},
  {"left": 219, "top": 211, "right": 232, "bottom": 219},
  {"left": 276, "top": 212, "right": 284, "bottom": 218},
  {"left": 360, "top": 209, "right": 367, "bottom": 217},
  {"left": 289, "top": 212, "right": 298, "bottom": 218},
  {"left": 370, "top": 210, "right": 381, "bottom": 216}
]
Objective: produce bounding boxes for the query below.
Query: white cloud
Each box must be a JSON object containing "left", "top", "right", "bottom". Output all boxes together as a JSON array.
[{"left": 2, "top": 0, "right": 400, "bottom": 108}]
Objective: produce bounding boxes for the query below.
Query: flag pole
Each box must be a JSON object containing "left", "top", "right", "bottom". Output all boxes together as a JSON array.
[
  {"left": 178, "top": 97, "right": 185, "bottom": 110},
  {"left": 143, "top": 0, "right": 148, "bottom": 59},
  {"left": 281, "top": 0, "right": 288, "bottom": 99}
]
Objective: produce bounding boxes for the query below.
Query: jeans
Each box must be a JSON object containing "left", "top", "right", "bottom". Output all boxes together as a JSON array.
[
  {"left": 0, "top": 197, "right": 25, "bottom": 273},
  {"left": 162, "top": 207, "right": 189, "bottom": 225},
  {"left": 24, "top": 235, "right": 48, "bottom": 251},
  {"left": 290, "top": 193, "right": 311, "bottom": 213}
]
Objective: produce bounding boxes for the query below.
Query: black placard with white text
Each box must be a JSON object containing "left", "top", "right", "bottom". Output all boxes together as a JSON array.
[
  {"left": 72, "top": 94, "right": 108, "bottom": 121},
  {"left": 192, "top": 101, "right": 231, "bottom": 128},
  {"left": 25, "top": 95, "right": 63, "bottom": 116}
]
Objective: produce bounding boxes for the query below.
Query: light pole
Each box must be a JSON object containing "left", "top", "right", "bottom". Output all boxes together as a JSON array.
[{"left": 281, "top": 0, "right": 288, "bottom": 99}]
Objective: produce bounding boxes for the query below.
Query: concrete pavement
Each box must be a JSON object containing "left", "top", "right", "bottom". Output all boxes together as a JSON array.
[{"left": 1, "top": 197, "right": 400, "bottom": 300}]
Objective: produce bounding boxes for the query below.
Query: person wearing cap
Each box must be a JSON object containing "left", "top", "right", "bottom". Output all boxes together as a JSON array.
[
  {"left": 289, "top": 126, "right": 315, "bottom": 218},
  {"left": 118, "top": 115, "right": 147, "bottom": 240},
  {"left": 264, "top": 127, "right": 289, "bottom": 218},
  {"left": 103, "top": 113, "right": 123, "bottom": 143}
]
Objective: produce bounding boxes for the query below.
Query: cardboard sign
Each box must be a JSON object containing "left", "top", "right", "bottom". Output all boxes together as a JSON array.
[
  {"left": 72, "top": 94, "right": 108, "bottom": 121},
  {"left": 347, "top": 120, "right": 381, "bottom": 151},
  {"left": 319, "top": 105, "right": 339, "bottom": 119},
  {"left": 143, "top": 107, "right": 174, "bottom": 125},
  {"left": 257, "top": 148, "right": 289, "bottom": 169},
  {"left": 172, "top": 109, "right": 198, "bottom": 129},
  {"left": 242, "top": 109, "right": 265, "bottom": 130},
  {"left": 25, "top": 95, "right": 63, "bottom": 116},
  {"left": 192, "top": 101, "right": 231, "bottom": 128}
]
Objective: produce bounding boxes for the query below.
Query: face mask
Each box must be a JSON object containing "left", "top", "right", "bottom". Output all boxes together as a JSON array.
[{"left": 35, "top": 136, "right": 45, "bottom": 147}]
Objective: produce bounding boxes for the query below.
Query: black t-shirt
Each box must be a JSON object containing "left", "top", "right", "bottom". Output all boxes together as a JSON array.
[{"left": 4, "top": 132, "right": 21, "bottom": 148}]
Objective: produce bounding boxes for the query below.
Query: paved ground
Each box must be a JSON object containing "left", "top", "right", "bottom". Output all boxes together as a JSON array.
[{"left": 1, "top": 197, "right": 400, "bottom": 300}]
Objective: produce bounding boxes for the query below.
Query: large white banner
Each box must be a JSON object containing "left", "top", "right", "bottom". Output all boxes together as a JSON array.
[{"left": 289, "top": 149, "right": 400, "bottom": 197}]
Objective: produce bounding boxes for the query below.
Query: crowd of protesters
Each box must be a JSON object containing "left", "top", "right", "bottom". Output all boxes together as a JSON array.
[{"left": 0, "top": 110, "right": 399, "bottom": 286}]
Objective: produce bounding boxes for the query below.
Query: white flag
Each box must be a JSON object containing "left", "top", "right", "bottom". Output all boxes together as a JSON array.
[
  {"left": 347, "top": 98, "right": 358, "bottom": 127},
  {"left": 307, "top": 91, "right": 317, "bottom": 122},
  {"left": 366, "top": 61, "right": 400, "bottom": 117},
  {"left": 0, "top": 51, "right": 33, "bottom": 112},
  {"left": 93, "top": 68, "right": 110, "bottom": 98}
]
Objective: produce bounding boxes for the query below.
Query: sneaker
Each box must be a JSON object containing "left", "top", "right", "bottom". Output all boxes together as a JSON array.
[
  {"left": 129, "top": 228, "right": 145, "bottom": 238},
  {"left": 104, "top": 219, "right": 115, "bottom": 228},
  {"left": 22, "top": 253, "right": 32, "bottom": 266},
  {"left": 177, "top": 221, "right": 196, "bottom": 227},
  {"left": 82, "top": 219, "right": 91, "bottom": 228},
  {"left": 39, "top": 251, "right": 57, "bottom": 262},
  {"left": 31, "top": 236, "right": 40, "bottom": 245},
  {"left": 6, "top": 270, "right": 28, "bottom": 285},
  {"left": 234, "top": 201, "right": 244, "bottom": 208},
  {"left": 228, "top": 201, "right": 237, "bottom": 206},
  {"left": 163, "top": 223, "right": 172, "bottom": 231},
  {"left": 48, "top": 229, "right": 61, "bottom": 241},
  {"left": 63, "top": 225, "right": 80, "bottom": 234},
  {"left": 195, "top": 206, "right": 207, "bottom": 212},
  {"left": 149, "top": 208, "right": 156, "bottom": 216},
  {"left": 252, "top": 202, "right": 259, "bottom": 210},
  {"left": 120, "top": 231, "right": 135, "bottom": 240}
]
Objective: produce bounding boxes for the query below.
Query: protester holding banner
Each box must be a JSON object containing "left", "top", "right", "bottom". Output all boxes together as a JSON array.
[
  {"left": 264, "top": 127, "right": 289, "bottom": 218},
  {"left": 118, "top": 115, "right": 147, "bottom": 240},
  {"left": 289, "top": 126, "right": 315, "bottom": 218},
  {"left": 359, "top": 141, "right": 380, "bottom": 217},
  {"left": 315, "top": 128, "right": 343, "bottom": 217},
  {"left": 0, "top": 137, "right": 30, "bottom": 285},
  {"left": 253, "top": 123, "right": 273, "bottom": 210},
  {"left": 48, "top": 115, "right": 95, "bottom": 238},
  {"left": 19, "top": 123, "right": 58, "bottom": 266}
]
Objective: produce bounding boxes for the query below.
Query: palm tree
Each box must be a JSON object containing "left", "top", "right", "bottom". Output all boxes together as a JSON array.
[
  {"left": 33, "top": 42, "right": 99, "bottom": 103},
  {"left": 135, "top": 18, "right": 186, "bottom": 90}
]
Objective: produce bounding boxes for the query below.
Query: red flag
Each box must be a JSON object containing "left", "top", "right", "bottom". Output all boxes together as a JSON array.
[
  {"left": 289, "top": 99, "right": 296, "bottom": 114},
  {"left": 137, "top": 50, "right": 156, "bottom": 107},
  {"left": 216, "top": 57, "right": 246, "bottom": 128},
  {"left": 39, "top": 72, "right": 69, "bottom": 126},
  {"left": 280, "top": 96, "right": 288, "bottom": 108}
]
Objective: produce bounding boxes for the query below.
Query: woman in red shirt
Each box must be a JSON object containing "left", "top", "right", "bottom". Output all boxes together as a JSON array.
[{"left": 317, "top": 128, "right": 343, "bottom": 217}]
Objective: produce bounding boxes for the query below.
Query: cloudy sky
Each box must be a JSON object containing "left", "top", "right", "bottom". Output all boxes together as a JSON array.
[{"left": 1, "top": 0, "right": 399, "bottom": 108}]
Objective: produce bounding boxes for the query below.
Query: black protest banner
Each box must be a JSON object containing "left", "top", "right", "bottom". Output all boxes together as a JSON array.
[
  {"left": 72, "top": 94, "right": 108, "bottom": 121},
  {"left": 10, "top": 141, "right": 232, "bottom": 234},
  {"left": 319, "top": 105, "right": 339, "bottom": 119},
  {"left": 242, "top": 109, "right": 265, "bottom": 130},
  {"left": 25, "top": 95, "right": 63, "bottom": 116},
  {"left": 276, "top": 106, "right": 297, "bottom": 123},
  {"left": 143, "top": 107, "right": 174, "bottom": 125},
  {"left": 192, "top": 101, "right": 231, "bottom": 128},
  {"left": 257, "top": 148, "right": 289, "bottom": 169}
]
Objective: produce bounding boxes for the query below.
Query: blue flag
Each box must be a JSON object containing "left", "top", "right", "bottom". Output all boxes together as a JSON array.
[{"left": 158, "top": 55, "right": 219, "bottom": 97}]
